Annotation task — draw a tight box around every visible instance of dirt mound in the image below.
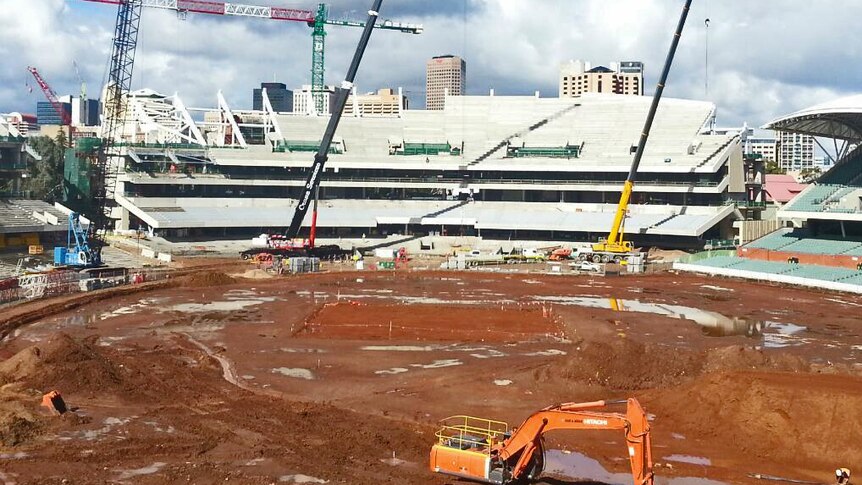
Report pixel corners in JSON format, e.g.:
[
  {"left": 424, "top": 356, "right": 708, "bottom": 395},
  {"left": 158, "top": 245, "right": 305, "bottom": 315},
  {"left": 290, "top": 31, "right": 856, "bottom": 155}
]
[
  {"left": 0, "top": 333, "right": 122, "bottom": 395},
  {"left": 646, "top": 371, "right": 862, "bottom": 470},
  {"left": 704, "top": 345, "right": 809, "bottom": 373},
  {"left": 552, "top": 339, "right": 703, "bottom": 390},
  {"left": 547, "top": 340, "right": 813, "bottom": 390},
  {"left": 182, "top": 271, "right": 237, "bottom": 288}
]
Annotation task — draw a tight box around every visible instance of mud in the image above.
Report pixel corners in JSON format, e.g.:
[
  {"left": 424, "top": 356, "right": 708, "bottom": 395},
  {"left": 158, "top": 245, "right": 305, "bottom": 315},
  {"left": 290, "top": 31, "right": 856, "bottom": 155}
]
[{"left": 0, "top": 270, "right": 860, "bottom": 484}]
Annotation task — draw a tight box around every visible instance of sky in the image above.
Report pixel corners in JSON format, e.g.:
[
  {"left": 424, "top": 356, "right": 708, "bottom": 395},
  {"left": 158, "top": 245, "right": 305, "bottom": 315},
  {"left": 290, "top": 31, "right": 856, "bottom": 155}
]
[{"left": 1, "top": 0, "right": 859, "bottom": 130}]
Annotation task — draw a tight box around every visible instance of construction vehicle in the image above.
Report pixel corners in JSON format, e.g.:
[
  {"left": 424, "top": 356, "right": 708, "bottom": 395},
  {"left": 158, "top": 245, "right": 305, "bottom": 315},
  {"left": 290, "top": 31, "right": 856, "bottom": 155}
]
[
  {"left": 586, "top": 0, "right": 693, "bottom": 265},
  {"left": 430, "top": 398, "right": 653, "bottom": 485},
  {"left": 53, "top": 212, "right": 99, "bottom": 267}
]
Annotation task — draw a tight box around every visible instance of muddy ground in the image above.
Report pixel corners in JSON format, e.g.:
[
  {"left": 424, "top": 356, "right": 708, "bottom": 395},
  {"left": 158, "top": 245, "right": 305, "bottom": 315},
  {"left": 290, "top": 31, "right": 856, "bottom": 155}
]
[{"left": 0, "top": 268, "right": 861, "bottom": 484}]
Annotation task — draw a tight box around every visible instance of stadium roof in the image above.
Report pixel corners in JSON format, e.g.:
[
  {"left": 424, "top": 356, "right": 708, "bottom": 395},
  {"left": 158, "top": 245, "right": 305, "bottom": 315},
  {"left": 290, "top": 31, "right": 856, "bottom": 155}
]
[{"left": 763, "top": 94, "right": 862, "bottom": 142}]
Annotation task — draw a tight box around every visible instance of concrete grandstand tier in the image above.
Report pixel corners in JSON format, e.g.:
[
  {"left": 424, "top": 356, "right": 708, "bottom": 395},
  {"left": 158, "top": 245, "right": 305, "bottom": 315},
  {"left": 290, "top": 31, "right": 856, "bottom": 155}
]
[
  {"left": 105, "top": 89, "right": 745, "bottom": 246},
  {"left": 116, "top": 196, "right": 733, "bottom": 239}
]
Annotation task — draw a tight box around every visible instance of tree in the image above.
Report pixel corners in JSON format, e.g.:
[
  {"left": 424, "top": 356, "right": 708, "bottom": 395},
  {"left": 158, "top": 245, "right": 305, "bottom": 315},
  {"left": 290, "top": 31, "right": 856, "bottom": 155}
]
[
  {"left": 765, "top": 160, "right": 785, "bottom": 175},
  {"left": 799, "top": 167, "right": 822, "bottom": 183},
  {"left": 24, "top": 133, "right": 66, "bottom": 202}
]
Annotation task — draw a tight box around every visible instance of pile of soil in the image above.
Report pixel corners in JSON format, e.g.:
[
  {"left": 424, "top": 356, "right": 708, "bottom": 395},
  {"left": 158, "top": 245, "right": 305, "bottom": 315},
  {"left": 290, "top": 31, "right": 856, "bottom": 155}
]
[
  {"left": 182, "top": 271, "right": 237, "bottom": 288},
  {"left": 546, "top": 339, "right": 812, "bottom": 390},
  {"left": 646, "top": 371, "right": 862, "bottom": 470},
  {"left": 0, "top": 333, "right": 122, "bottom": 395},
  {"left": 550, "top": 339, "right": 703, "bottom": 390}
]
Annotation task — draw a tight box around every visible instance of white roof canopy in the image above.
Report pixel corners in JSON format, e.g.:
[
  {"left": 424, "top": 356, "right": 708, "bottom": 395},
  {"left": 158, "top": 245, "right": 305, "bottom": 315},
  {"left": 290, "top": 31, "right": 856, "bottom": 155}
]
[{"left": 764, "top": 94, "right": 862, "bottom": 142}]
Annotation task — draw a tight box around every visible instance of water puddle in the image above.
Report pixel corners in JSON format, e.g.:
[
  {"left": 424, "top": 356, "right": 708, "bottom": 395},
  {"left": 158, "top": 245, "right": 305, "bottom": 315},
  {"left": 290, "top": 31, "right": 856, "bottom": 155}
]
[
  {"left": 166, "top": 300, "right": 267, "bottom": 312},
  {"left": 493, "top": 379, "right": 513, "bottom": 386},
  {"left": 116, "top": 462, "right": 166, "bottom": 481},
  {"left": 375, "top": 367, "right": 409, "bottom": 375},
  {"left": 279, "top": 474, "right": 328, "bottom": 483},
  {"left": 524, "top": 349, "right": 567, "bottom": 356},
  {"left": 532, "top": 296, "right": 808, "bottom": 347},
  {"left": 272, "top": 367, "right": 314, "bottom": 380},
  {"left": 362, "top": 345, "right": 438, "bottom": 352},
  {"left": 544, "top": 450, "right": 726, "bottom": 485},
  {"left": 663, "top": 454, "right": 711, "bottom": 466},
  {"left": 411, "top": 359, "right": 462, "bottom": 369}
]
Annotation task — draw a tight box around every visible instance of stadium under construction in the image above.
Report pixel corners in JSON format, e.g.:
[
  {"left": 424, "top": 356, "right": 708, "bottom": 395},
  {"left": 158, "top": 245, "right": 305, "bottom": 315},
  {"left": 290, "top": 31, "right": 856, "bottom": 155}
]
[{"left": 63, "top": 89, "right": 746, "bottom": 248}]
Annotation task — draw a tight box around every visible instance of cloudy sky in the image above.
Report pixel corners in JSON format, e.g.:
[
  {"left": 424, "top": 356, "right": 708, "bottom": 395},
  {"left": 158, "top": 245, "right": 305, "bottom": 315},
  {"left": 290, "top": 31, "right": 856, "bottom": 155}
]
[{"left": 1, "top": 0, "right": 859, "bottom": 128}]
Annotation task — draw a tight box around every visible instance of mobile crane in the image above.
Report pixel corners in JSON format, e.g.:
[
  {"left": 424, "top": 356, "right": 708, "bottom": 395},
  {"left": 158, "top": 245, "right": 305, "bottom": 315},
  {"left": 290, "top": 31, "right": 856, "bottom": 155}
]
[
  {"left": 430, "top": 398, "right": 653, "bottom": 485},
  {"left": 241, "top": 0, "right": 384, "bottom": 261},
  {"left": 583, "top": 0, "right": 693, "bottom": 265}
]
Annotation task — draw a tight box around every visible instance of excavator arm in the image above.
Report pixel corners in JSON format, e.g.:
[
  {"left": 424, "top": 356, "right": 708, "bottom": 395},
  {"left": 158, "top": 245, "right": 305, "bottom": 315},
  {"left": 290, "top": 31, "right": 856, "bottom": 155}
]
[{"left": 430, "top": 398, "right": 653, "bottom": 485}]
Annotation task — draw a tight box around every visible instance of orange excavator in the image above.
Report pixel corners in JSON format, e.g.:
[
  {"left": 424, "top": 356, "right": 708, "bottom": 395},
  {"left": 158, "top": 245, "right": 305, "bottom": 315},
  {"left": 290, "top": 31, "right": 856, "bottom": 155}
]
[{"left": 430, "top": 398, "right": 653, "bottom": 485}]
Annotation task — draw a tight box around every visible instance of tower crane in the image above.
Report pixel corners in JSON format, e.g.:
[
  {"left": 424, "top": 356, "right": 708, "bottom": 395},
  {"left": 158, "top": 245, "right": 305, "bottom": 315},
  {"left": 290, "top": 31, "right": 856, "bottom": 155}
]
[
  {"left": 26, "top": 66, "right": 72, "bottom": 129},
  {"left": 83, "top": 0, "right": 423, "bottom": 113}
]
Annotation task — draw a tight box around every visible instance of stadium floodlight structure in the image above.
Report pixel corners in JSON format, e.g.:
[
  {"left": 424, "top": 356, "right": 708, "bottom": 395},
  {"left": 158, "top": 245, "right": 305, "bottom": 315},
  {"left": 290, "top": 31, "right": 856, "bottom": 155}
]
[{"left": 83, "top": 0, "right": 423, "bottom": 114}]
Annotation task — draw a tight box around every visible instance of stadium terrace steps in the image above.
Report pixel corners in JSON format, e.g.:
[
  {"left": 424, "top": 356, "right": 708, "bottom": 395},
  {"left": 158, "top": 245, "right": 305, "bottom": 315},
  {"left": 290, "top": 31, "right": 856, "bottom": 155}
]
[
  {"left": 686, "top": 255, "right": 862, "bottom": 284},
  {"left": 746, "top": 229, "right": 862, "bottom": 255}
]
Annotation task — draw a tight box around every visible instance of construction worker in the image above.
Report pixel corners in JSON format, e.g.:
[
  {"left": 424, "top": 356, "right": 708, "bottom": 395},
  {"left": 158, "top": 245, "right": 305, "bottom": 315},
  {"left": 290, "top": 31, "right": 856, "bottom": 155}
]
[{"left": 836, "top": 468, "right": 851, "bottom": 485}]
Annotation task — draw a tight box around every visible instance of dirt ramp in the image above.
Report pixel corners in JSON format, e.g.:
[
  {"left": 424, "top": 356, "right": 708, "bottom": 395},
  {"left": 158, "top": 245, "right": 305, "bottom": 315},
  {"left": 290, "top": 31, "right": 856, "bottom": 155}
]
[
  {"left": 0, "top": 333, "right": 121, "bottom": 395},
  {"left": 647, "top": 371, "right": 862, "bottom": 470}
]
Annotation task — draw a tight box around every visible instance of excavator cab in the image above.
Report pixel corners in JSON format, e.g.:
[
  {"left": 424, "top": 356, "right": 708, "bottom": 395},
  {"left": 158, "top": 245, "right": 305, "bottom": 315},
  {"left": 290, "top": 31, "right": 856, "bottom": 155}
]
[{"left": 430, "top": 399, "right": 653, "bottom": 485}]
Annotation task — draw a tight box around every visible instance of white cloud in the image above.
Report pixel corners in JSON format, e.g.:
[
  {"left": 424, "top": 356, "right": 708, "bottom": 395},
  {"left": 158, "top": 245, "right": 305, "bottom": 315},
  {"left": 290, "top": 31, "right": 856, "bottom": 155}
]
[{"left": 2, "top": 0, "right": 860, "bottom": 128}]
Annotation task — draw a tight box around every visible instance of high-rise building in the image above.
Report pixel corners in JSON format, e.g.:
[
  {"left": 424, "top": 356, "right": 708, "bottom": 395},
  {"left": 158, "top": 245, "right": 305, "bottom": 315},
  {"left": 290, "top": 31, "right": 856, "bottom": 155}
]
[
  {"left": 746, "top": 136, "right": 779, "bottom": 163},
  {"left": 344, "top": 88, "right": 407, "bottom": 116},
  {"left": 253, "top": 82, "right": 293, "bottom": 113},
  {"left": 559, "top": 60, "right": 644, "bottom": 97},
  {"left": 778, "top": 132, "right": 815, "bottom": 170},
  {"left": 426, "top": 55, "right": 466, "bottom": 110},
  {"left": 36, "top": 100, "right": 71, "bottom": 126},
  {"left": 292, "top": 85, "right": 335, "bottom": 115}
]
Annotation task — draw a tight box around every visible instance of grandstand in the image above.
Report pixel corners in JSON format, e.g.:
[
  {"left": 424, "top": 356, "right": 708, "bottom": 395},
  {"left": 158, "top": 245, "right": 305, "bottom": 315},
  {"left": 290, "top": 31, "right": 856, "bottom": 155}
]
[
  {"left": 0, "top": 200, "right": 69, "bottom": 249},
  {"left": 675, "top": 94, "right": 862, "bottom": 292},
  {"left": 90, "top": 89, "right": 745, "bottom": 246}
]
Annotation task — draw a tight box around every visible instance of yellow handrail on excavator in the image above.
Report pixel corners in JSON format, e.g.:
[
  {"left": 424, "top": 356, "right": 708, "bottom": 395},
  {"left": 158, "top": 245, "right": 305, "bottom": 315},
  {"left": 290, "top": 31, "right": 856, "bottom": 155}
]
[{"left": 593, "top": 0, "right": 693, "bottom": 256}]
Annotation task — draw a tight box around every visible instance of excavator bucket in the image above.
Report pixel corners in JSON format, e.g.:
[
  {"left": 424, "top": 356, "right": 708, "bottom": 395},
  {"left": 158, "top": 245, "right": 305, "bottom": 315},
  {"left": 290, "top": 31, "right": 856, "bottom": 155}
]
[{"left": 41, "top": 390, "right": 67, "bottom": 415}]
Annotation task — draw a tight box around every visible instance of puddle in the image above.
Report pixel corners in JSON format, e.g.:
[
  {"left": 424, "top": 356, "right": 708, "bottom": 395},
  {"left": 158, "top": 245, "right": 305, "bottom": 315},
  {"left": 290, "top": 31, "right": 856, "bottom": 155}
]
[
  {"left": 0, "top": 452, "right": 28, "bottom": 459},
  {"left": 279, "top": 474, "right": 328, "bottom": 483},
  {"left": 166, "top": 300, "right": 267, "bottom": 312},
  {"left": 524, "top": 349, "right": 567, "bottom": 356},
  {"left": 335, "top": 293, "right": 515, "bottom": 305},
  {"left": 531, "top": 296, "right": 807, "bottom": 347},
  {"left": 116, "top": 462, "right": 166, "bottom": 481},
  {"left": 362, "top": 345, "right": 437, "bottom": 352},
  {"left": 375, "top": 367, "right": 409, "bottom": 375},
  {"left": 700, "top": 285, "right": 734, "bottom": 292},
  {"left": 544, "top": 450, "right": 725, "bottom": 485},
  {"left": 411, "top": 359, "right": 463, "bottom": 369},
  {"left": 493, "top": 379, "right": 513, "bottom": 386},
  {"left": 272, "top": 368, "right": 314, "bottom": 380},
  {"left": 671, "top": 433, "right": 686, "bottom": 440},
  {"left": 663, "top": 454, "right": 711, "bottom": 466}
]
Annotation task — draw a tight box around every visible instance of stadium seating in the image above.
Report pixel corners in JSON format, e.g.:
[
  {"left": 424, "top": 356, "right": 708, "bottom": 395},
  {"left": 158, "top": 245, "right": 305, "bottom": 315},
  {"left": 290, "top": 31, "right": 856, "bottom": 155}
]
[{"left": 745, "top": 228, "right": 800, "bottom": 250}]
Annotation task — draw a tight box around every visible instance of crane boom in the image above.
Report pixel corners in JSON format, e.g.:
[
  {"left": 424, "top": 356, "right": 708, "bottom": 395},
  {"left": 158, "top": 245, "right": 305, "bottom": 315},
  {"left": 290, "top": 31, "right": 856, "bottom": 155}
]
[
  {"left": 594, "top": 0, "right": 693, "bottom": 254},
  {"left": 26, "top": 66, "right": 71, "bottom": 126},
  {"left": 285, "top": 0, "right": 384, "bottom": 239}
]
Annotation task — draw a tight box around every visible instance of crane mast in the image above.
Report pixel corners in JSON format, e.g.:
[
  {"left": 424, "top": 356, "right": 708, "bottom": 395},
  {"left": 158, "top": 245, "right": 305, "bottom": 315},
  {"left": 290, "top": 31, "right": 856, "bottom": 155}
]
[
  {"left": 285, "top": 0, "right": 384, "bottom": 239},
  {"left": 593, "top": 0, "right": 693, "bottom": 255}
]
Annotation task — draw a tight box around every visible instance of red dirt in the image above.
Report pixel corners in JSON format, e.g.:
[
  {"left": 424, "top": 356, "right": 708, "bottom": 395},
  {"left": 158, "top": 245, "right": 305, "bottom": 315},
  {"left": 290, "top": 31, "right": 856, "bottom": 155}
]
[
  {"left": 0, "top": 269, "right": 860, "bottom": 484},
  {"left": 305, "top": 301, "right": 561, "bottom": 341}
]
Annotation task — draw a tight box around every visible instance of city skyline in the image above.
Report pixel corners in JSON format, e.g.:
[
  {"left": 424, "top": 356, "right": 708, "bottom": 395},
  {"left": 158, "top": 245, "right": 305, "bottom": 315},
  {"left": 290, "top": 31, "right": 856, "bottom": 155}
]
[{"left": 1, "top": 0, "right": 859, "bottom": 128}]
